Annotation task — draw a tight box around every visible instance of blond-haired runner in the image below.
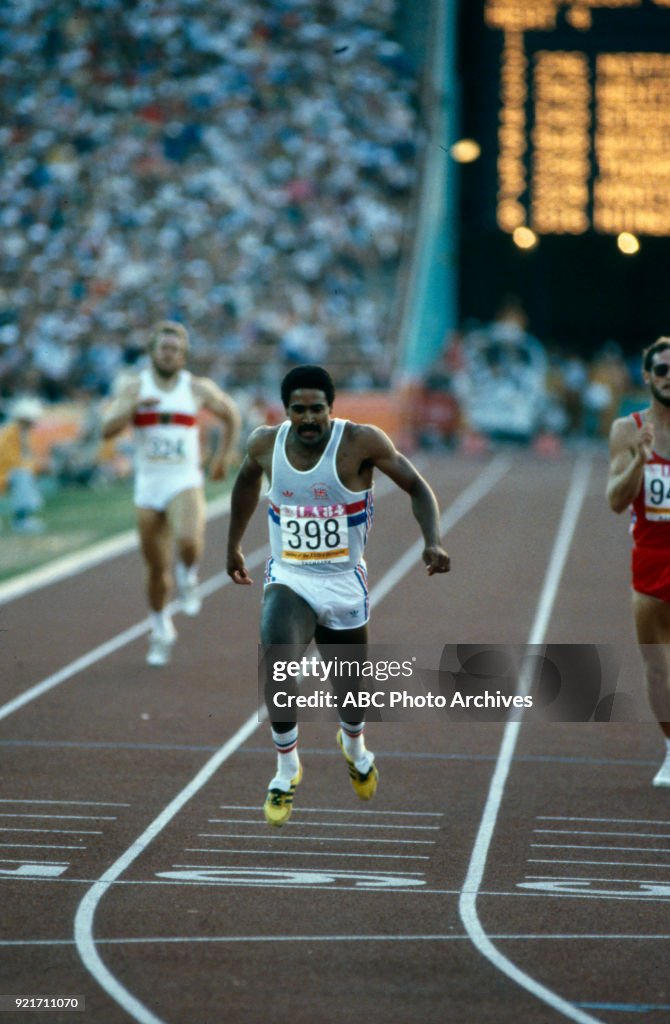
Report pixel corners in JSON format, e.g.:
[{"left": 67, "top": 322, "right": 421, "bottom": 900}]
[{"left": 103, "top": 321, "right": 241, "bottom": 666}]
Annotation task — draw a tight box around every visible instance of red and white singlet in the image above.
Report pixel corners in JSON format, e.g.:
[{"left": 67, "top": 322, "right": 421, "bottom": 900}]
[
  {"left": 629, "top": 409, "right": 670, "bottom": 601},
  {"left": 132, "top": 368, "right": 203, "bottom": 510}
]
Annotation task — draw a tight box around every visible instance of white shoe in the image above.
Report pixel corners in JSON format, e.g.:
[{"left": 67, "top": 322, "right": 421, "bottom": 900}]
[
  {"left": 652, "top": 754, "right": 670, "bottom": 787},
  {"left": 179, "top": 579, "right": 202, "bottom": 617},
  {"left": 146, "top": 624, "right": 177, "bottom": 667}
]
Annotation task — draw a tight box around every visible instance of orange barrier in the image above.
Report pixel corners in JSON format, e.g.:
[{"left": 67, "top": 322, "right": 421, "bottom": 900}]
[
  {"left": 30, "top": 406, "right": 82, "bottom": 469},
  {"left": 17, "top": 388, "right": 421, "bottom": 480}
]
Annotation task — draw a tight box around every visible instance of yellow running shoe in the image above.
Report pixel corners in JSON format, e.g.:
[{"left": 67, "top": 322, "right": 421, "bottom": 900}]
[
  {"left": 337, "top": 730, "right": 379, "bottom": 800},
  {"left": 263, "top": 764, "right": 303, "bottom": 826}
]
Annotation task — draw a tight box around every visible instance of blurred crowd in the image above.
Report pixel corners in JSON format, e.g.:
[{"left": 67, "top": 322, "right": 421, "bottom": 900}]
[
  {"left": 0, "top": 0, "right": 421, "bottom": 410},
  {"left": 416, "top": 299, "right": 642, "bottom": 450}
]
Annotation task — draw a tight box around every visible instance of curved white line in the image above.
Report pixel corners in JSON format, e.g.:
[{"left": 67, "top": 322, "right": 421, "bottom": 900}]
[
  {"left": 74, "top": 455, "right": 511, "bottom": 1023},
  {"left": 73, "top": 712, "right": 263, "bottom": 1024},
  {"left": 459, "top": 456, "right": 604, "bottom": 1024}
]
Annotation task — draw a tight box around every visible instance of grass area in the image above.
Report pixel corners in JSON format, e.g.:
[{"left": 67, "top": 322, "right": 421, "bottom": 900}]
[{"left": 0, "top": 477, "right": 230, "bottom": 584}]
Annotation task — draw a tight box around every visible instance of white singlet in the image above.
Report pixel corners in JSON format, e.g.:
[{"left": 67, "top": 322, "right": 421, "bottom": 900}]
[
  {"left": 267, "top": 419, "right": 373, "bottom": 574},
  {"left": 264, "top": 419, "right": 374, "bottom": 629},
  {"left": 132, "top": 368, "right": 203, "bottom": 510}
]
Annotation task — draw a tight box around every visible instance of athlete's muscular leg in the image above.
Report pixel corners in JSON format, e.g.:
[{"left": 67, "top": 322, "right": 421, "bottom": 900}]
[
  {"left": 167, "top": 487, "right": 205, "bottom": 568},
  {"left": 137, "top": 507, "right": 172, "bottom": 611},
  {"left": 632, "top": 590, "right": 670, "bottom": 737},
  {"left": 261, "top": 584, "right": 317, "bottom": 731},
  {"left": 315, "top": 623, "right": 369, "bottom": 728}
]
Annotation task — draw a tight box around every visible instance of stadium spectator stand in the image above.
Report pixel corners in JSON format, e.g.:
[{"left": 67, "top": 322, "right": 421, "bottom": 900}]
[{"left": 0, "top": 0, "right": 422, "bottom": 410}]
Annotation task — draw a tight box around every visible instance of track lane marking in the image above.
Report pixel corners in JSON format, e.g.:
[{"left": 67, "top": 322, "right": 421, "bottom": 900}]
[
  {"left": 540, "top": 816, "right": 670, "bottom": 826},
  {"left": 206, "top": 818, "right": 440, "bottom": 829},
  {"left": 72, "top": 454, "right": 511, "bottom": 1024},
  {"left": 0, "top": 548, "right": 268, "bottom": 723},
  {"left": 0, "top": 464, "right": 411, "bottom": 724},
  {"left": 458, "top": 456, "right": 604, "bottom": 1024},
  {"left": 531, "top": 843, "right": 670, "bottom": 853},
  {"left": 218, "top": 805, "right": 444, "bottom": 815},
  {"left": 192, "top": 834, "right": 435, "bottom": 844},
  {"left": 0, "top": 493, "right": 232, "bottom": 606},
  {"left": 180, "top": 848, "right": 430, "bottom": 860},
  {"left": 8, "top": 932, "right": 670, "bottom": 947}
]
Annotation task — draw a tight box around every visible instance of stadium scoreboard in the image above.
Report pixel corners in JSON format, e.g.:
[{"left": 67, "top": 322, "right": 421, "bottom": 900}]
[{"left": 477, "top": 0, "right": 670, "bottom": 238}]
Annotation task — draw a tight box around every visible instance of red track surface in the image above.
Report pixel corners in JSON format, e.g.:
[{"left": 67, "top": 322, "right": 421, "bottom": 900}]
[{"left": 1, "top": 446, "right": 669, "bottom": 1024}]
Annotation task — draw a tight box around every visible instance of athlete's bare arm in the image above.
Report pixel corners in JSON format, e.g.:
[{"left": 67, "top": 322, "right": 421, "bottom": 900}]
[
  {"left": 101, "top": 376, "right": 147, "bottom": 439},
  {"left": 226, "top": 426, "right": 278, "bottom": 585},
  {"left": 607, "top": 414, "right": 653, "bottom": 513},
  {"left": 350, "top": 424, "right": 450, "bottom": 576},
  {"left": 193, "top": 377, "right": 242, "bottom": 481}
]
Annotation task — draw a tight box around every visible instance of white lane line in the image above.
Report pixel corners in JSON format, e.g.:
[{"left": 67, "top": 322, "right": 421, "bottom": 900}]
[
  {"left": 0, "top": 799, "right": 130, "bottom": 806},
  {"left": 219, "top": 805, "right": 444, "bottom": 816},
  {"left": 527, "top": 873, "right": 670, "bottom": 885},
  {"left": 529, "top": 858, "right": 670, "bottom": 870},
  {"left": 0, "top": 466, "right": 409, "bottom": 724},
  {"left": 3, "top": 457, "right": 505, "bottom": 726},
  {"left": 207, "top": 818, "right": 440, "bottom": 830},
  {"left": 0, "top": 471, "right": 408, "bottom": 609},
  {"left": 531, "top": 843, "right": 670, "bottom": 854},
  {"left": 193, "top": 835, "right": 435, "bottom": 845},
  {"left": 0, "top": 843, "right": 86, "bottom": 850},
  {"left": 0, "top": 494, "right": 232, "bottom": 607},
  {"left": 0, "top": 546, "right": 268, "bottom": 724},
  {"left": 74, "top": 713, "right": 263, "bottom": 1024},
  {"left": 535, "top": 830, "right": 670, "bottom": 839},
  {"left": 539, "top": 816, "right": 670, "bottom": 826},
  {"left": 458, "top": 456, "right": 602, "bottom": 1024},
  {"left": 365, "top": 454, "right": 511, "bottom": 602},
  {"left": 0, "top": 858, "right": 69, "bottom": 865},
  {"left": 10, "top": 932, "right": 670, "bottom": 947},
  {"left": 0, "top": 813, "right": 115, "bottom": 821},
  {"left": 180, "top": 849, "right": 430, "bottom": 860},
  {"left": 0, "top": 828, "right": 102, "bottom": 835},
  {"left": 73, "top": 455, "right": 511, "bottom": 1024}
]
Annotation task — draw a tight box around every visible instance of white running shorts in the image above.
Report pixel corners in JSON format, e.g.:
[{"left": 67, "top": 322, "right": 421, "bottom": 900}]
[
  {"left": 264, "top": 557, "right": 369, "bottom": 630},
  {"left": 134, "top": 468, "right": 203, "bottom": 512}
]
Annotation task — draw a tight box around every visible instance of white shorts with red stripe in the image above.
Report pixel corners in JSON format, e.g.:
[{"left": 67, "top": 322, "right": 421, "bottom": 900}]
[{"left": 264, "top": 557, "right": 369, "bottom": 630}]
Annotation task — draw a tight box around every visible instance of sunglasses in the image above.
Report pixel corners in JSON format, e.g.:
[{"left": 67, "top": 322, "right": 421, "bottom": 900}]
[{"left": 651, "top": 362, "right": 670, "bottom": 378}]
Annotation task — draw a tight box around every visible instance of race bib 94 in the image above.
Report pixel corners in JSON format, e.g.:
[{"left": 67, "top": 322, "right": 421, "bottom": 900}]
[
  {"left": 279, "top": 504, "right": 349, "bottom": 563},
  {"left": 644, "top": 463, "right": 670, "bottom": 521}
]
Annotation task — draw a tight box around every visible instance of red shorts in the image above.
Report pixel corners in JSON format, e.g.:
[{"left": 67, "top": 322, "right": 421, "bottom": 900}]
[{"left": 632, "top": 546, "right": 670, "bottom": 603}]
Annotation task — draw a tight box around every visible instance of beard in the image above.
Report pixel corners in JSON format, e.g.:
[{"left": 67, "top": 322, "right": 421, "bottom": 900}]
[
  {"left": 650, "top": 381, "right": 670, "bottom": 407},
  {"left": 153, "top": 363, "right": 178, "bottom": 381}
]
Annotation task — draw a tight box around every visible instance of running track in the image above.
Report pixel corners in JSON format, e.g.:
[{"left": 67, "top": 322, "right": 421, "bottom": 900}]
[{"left": 1, "top": 445, "right": 669, "bottom": 1024}]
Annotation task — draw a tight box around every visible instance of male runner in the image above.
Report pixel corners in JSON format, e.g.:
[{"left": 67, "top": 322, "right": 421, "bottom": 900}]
[
  {"left": 103, "top": 320, "right": 241, "bottom": 666},
  {"left": 226, "top": 364, "right": 450, "bottom": 825},
  {"left": 607, "top": 336, "right": 670, "bottom": 786}
]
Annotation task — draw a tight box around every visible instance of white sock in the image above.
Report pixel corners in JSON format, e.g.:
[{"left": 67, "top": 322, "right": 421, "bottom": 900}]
[
  {"left": 150, "top": 610, "right": 173, "bottom": 637},
  {"left": 664, "top": 737, "right": 670, "bottom": 757},
  {"left": 176, "top": 561, "right": 198, "bottom": 588},
  {"left": 270, "top": 726, "right": 300, "bottom": 789},
  {"left": 339, "top": 722, "right": 374, "bottom": 774}
]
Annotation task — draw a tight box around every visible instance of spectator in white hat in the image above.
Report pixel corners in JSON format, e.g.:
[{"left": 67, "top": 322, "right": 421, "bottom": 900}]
[{"left": 0, "top": 395, "right": 45, "bottom": 533}]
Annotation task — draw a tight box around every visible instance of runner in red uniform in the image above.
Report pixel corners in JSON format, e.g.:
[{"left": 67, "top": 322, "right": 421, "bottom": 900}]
[{"left": 607, "top": 336, "right": 670, "bottom": 786}]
